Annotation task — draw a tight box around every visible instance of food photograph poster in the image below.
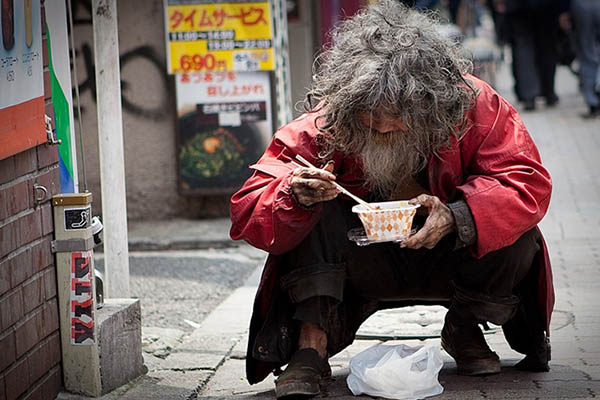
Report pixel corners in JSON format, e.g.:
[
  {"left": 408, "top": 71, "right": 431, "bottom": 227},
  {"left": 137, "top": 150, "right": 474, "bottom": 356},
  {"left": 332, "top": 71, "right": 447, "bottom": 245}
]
[
  {"left": 175, "top": 70, "right": 272, "bottom": 195},
  {"left": 0, "top": 0, "right": 45, "bottom": 160}
]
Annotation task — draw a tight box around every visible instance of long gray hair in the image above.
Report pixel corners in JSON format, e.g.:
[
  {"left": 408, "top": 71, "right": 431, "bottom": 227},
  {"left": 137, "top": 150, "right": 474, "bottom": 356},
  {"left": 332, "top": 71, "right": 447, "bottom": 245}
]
[{"left": 305, "top": 0, "right": 478, "bottom": 168}]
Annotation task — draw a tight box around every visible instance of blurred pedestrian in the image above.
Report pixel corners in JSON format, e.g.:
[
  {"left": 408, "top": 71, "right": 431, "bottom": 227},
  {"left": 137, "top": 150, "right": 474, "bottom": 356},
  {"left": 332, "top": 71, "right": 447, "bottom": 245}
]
[
  {"left": 569, "top": 0, "right": 600, "bottom": 118},
  {"left": 503, "top": 0, "right": 566, "bottom": 111},
  {"left": 488, "top": 0, "right": 510, "bottom": 47}
]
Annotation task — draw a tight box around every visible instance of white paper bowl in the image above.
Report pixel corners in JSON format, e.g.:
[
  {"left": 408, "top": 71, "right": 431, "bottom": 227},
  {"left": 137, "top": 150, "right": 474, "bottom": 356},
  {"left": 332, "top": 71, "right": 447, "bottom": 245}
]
[{"left": 352, "top": 201, "right": 420, "bottom": 242}]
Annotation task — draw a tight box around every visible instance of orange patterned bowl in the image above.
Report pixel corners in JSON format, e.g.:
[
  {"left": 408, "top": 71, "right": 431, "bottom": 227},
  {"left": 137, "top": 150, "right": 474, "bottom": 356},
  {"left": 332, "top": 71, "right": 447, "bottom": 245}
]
[{"left": 352, "top": 201, "right": 420, "bottom": 243}]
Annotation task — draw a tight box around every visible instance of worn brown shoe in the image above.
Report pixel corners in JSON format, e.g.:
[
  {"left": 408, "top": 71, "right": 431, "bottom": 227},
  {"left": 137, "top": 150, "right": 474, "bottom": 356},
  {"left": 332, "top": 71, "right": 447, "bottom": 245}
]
[
  {"left": 514, "top": 331, "right": 551, "bottom": 372},
  {"left": 274, "top": 348, "right": 331, "bottom": 398},
  {"left": 441, "top": 316, "right": 501, "bottom": 376}
]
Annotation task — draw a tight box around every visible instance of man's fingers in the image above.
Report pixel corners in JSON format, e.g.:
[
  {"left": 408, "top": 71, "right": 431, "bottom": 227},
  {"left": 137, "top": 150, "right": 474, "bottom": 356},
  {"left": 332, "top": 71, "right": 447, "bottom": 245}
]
[
  {"left": 401, "top": 224, "right": 431, "bottom": 248},
  {"left": 318, "top": 191, "right": 339, "bottom": 202},
  {"left": 292, "top": 175, "right": 339, "bottom": 206},
  {"left": 295, "top": 189, "right": 339, "bottom": 206},
  {"left": 294, "top": 166, "right": 336, "bottom": 181},
  {"left": 306, "top": 180, "right": 322, "bottom": 190},
  {"left": 323, "top": 161, "right": 335, "bottom": 173},
  {"left": 296, "top": 177, "right": 337, "bottom": 192},
  {"left": 296, "top": 186, "right": 339, "bottom": 198},
  {"left": 402, "top": 231, "right": 439, "bottom": 249},
  {"left": 401, "top": 195, "right": 453, "bottom": 249},
  {"left": 290, "top": 162, "right": 339, "bottom": 207},
  {"left": 410, "top": 193, "right": 435, "bottom": 207}
]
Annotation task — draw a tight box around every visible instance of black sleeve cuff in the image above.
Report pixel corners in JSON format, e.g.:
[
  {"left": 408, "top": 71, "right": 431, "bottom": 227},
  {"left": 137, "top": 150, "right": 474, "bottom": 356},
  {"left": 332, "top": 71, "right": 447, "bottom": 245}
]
[{"left": 447, "top": 200, "right": 477, "bottom": 249}]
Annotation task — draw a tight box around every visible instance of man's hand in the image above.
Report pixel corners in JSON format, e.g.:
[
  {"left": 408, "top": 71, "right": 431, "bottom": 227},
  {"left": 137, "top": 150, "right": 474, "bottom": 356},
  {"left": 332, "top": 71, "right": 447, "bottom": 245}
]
[
  {"left": 290, "top": 161, "right": 339, "bottom": 207},
  {"left": 400, "top": 194, "right": 455, "bottom": 249}
]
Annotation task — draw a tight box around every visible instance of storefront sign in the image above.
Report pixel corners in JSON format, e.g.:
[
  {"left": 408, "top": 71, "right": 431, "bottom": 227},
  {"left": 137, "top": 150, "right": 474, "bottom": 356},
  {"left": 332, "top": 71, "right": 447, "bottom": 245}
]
[
  {"left": 70, "top": 252, "right": 95, "bottom": 345},
  {"left": 176, "top": 70, "right": 272, "bottom": 194},
  {"left": 164, "top": 0, "right": 274, "bottom": 74},
  {"left": 0, "top": 0, "right": 45, "bottom": 160}
]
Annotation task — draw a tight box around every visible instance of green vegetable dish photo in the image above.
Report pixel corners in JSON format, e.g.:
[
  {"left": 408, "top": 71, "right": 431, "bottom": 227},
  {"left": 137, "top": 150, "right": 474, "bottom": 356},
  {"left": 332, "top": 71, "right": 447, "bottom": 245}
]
[
  {"left": 178, "top": 121, "right": 263, "bottom": 193},
  {"left": 180, "top": 128, "right": 246, "bottom": 178}
]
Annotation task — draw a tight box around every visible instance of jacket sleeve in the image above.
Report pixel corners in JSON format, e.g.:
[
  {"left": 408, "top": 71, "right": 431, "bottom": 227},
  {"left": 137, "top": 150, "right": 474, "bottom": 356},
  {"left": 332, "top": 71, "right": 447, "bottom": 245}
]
[
  {"left": 229, "top": 119, "right": 325, "bottom": 255},
  {"left": 457, "top": 90, "right": 552, "bottom": 258}
]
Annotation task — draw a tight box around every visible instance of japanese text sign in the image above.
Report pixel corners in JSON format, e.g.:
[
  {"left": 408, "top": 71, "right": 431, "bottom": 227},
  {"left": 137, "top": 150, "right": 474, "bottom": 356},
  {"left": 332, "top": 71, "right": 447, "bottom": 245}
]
[
  {"left": 175, "top": 71, "right": 272, "bottom": 195},
  {"left": 0, "top": 0, "right": 45, "bottom": 160},
  {"left": 164, "top": 0, "right": 274, "bottom": 74}
]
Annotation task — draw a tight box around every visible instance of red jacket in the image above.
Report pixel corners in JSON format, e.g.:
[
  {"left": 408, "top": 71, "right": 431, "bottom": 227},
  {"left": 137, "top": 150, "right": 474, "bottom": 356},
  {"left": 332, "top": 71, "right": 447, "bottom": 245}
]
[{"left": 230, "top": 76, "right": 554, "bottom": 384}]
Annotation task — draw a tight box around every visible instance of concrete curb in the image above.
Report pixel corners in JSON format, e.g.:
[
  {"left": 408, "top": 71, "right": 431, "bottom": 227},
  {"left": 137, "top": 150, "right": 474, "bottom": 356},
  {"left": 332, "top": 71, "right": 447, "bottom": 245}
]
[
  {"left": 57, "top": 252, "right": 262, "bottom": 400},
  {"left": 164, "top": 264, "right": 260, "bottom": 398},
  {"left": 127, "top": 238, "right": 238, "bottom": 252},
  {"left": 127, "top": 217, "right": 238, "bottom": 251},
  {"left": 179, "top": 283, "right": 256, "bottom": 398}
]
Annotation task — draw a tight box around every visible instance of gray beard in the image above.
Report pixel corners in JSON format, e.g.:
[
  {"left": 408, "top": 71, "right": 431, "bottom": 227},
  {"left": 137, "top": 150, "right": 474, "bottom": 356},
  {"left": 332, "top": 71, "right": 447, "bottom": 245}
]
[{"left": 359, "top": 132, "right": 425, "bottom": 199}]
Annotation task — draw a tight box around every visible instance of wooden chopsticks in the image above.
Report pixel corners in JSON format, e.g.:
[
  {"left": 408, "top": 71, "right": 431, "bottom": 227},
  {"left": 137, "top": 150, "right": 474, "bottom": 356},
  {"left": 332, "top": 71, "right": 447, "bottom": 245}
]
[{"left": 293, "top": 154, "right": 375, "bottom": 210}]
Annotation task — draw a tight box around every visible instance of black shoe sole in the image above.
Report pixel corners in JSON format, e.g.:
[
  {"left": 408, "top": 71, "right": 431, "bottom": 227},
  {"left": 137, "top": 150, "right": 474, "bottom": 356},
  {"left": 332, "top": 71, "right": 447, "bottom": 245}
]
[
  {"left": 442, "top": 338, "right": 501, "bottom": 376},
  {"left": 454, "top": 357, "right": 501, "bottom": 376},
  {"left": 275, "top": 380, "right": 321, "bottom": 398},
  {"left": 515, "top": 355, "right": 550, "bottom": 372}
]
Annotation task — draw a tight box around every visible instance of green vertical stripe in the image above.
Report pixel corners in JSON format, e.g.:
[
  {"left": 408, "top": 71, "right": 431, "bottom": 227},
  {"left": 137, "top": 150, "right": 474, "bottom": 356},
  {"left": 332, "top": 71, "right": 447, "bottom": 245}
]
[{"left": 46, "top": 24, "right": 74, "bottom": 177}]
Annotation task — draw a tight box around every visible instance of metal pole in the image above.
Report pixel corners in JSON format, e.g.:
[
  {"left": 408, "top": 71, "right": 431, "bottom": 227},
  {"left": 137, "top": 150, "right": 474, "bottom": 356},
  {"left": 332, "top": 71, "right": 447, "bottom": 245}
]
[
  {"left": 91, "top": 0, "right": 130, "bottom": 298},
  {"left": 272, "top": 0, "right": 293, "bottom": 127},
  {"left": 67, "top": 0, "right": 87, "bottom": 192}
]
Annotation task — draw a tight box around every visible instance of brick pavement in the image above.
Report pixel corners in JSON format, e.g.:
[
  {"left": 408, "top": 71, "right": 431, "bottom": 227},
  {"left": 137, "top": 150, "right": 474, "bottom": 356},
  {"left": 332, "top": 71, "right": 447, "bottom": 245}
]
[{"left": 198, "top": 62, "right": 600, "bottom": 399}]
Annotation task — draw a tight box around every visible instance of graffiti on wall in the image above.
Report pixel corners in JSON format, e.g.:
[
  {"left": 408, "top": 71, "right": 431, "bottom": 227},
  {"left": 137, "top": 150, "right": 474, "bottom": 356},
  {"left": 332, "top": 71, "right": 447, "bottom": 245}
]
[
  {"left": 70, "top": 0, "right": 170, "bottom": 121},
  {"left": 70, "top": 251, "right": 94, "bottom": 345}
]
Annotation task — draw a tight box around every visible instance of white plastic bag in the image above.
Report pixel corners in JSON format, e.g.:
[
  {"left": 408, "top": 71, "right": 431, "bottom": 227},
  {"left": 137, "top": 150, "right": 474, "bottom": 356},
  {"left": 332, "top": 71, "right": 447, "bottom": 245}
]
[{"left": 347, "top": 343, "right": 444, "bottom": 400}]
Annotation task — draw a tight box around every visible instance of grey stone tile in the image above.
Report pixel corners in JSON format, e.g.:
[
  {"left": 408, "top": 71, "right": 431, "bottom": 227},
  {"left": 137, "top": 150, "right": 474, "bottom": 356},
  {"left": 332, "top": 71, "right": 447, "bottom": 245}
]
[
  {"left": 201, "top": 357, "right": 275, "bottom": 398},
  {"left": 481, "top": 380, "right": 592, "bottom": 399},
  {"left": 105, "top": 370, "right": 211, "bottom": 400},
  {"left": 160, "top": 349, "right": 224, "bottom": 371},
  {"left": 160, "top": 334, "right": 240, "bottom": 371},
  {"left": 500, "top": 364, "right": 589, "bottom": 381},
  {"left": 577, "top": 365, "right": 600, "bottom": 380}
]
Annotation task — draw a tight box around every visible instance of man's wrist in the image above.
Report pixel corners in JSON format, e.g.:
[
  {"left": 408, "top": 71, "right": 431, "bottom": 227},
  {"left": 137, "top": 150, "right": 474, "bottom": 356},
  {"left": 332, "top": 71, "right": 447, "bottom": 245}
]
[{"left": 447, "top": 200, "right": 476, "bottom": 248}]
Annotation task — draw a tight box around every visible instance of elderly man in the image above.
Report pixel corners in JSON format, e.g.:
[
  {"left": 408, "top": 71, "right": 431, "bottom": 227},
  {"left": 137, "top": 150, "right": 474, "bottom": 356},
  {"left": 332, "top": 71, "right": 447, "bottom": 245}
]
[{"left": 230, "top": 1, "right": 553, "bottom": 398}]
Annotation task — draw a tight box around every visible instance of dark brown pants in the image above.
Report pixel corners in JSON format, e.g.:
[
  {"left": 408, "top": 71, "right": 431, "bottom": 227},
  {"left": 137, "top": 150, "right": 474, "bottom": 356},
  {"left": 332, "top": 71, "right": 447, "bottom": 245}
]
[{"left": 280, "top": 199, "right": 541, "bottom": 337}]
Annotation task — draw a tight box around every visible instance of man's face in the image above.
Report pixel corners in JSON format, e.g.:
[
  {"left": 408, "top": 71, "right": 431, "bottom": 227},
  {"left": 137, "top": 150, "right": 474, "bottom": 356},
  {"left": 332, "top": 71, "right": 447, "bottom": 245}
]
[
  {"left": 358, "top": 112, "right": 408, "bottom": 143},
  {"left": 355, "top": 111, "right": 418, "bottom": 198}
]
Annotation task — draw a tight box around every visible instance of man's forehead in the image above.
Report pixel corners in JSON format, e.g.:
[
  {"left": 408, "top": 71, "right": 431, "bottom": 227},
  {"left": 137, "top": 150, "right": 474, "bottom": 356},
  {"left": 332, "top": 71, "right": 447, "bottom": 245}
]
[{"left": 359, "top": 111, "right": 402, "bottom": 122}]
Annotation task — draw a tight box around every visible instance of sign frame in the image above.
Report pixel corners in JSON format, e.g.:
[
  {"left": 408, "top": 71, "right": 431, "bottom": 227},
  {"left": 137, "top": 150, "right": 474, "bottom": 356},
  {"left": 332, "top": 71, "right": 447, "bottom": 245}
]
[
  {"left": 163, "top": 0, "right": 275, "bottom": 74},
  {"left": 175, "top": 70, "right": 272, "bottom": 195},
  {"left": 0, "top": 0, "right": 46, "bottom": 160}
]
